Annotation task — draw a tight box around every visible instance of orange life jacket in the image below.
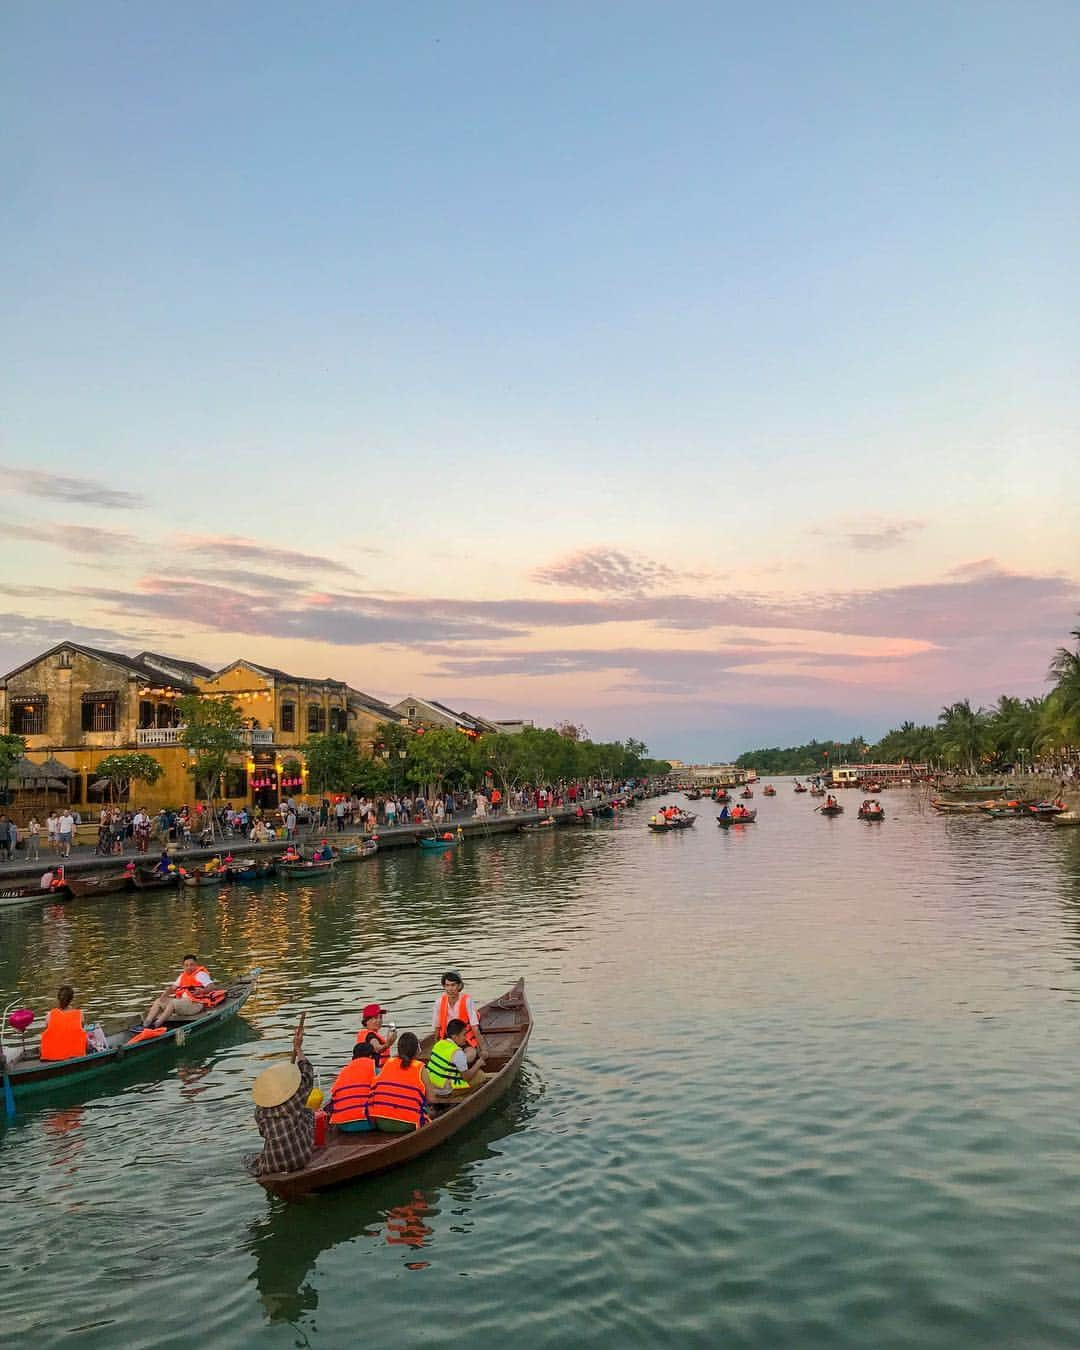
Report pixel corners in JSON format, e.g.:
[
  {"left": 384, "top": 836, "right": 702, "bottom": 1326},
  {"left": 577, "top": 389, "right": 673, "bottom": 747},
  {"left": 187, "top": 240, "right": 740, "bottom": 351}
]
[
  {"left": 39, "top": 1006, "right": 88, "bottom": 1061},
  {"left": 174, "top": 966, "right": 225, "bottom": 1008},
  {"left": 368, "top": 1056, "right": 427, "bottom": 1127},
  {"left": 329, "top": 1057, "right": 377, "bottom": 1124},
  {"left": 437, "top": 993, "right": 479, "bottom": 1047},
  {"left": 356, "top": 1026, "right": 390, "bottom": 1069}
]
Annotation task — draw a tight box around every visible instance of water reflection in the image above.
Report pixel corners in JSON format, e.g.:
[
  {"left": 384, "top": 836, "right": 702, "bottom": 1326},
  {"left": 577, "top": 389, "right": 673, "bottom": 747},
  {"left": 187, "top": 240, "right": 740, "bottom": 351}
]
[{"left": 248, "top": 1071, "right": 541, "bottom": 1325}]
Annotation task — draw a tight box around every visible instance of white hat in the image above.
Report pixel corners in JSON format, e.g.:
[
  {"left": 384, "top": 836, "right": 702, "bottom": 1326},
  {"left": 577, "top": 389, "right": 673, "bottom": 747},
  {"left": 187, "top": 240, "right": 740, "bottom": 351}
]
[{"left": 252, "top": 1061, "right": 301, "bottom": 1108}]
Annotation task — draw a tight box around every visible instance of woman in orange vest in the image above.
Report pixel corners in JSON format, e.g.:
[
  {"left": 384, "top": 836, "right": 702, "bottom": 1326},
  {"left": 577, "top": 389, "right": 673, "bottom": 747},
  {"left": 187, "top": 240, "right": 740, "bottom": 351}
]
[
  {"left": 39, "top": 985, "right": 89, "bottom": 1061},
  {"left": 329, "top": 1042, "right": 379, "bottom": 1133},
  {"left": 367, "top": 1033, "right": 435, "bottom": 1134},
  {"left": 432, "top": 971, "right": 487, "bottom": 1064}
]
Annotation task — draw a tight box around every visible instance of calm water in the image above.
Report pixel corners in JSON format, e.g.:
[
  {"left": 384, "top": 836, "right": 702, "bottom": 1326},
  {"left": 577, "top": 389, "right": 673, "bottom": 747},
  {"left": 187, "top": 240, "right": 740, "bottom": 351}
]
[{"left": 3, "top": 787, "right": 1080, "bottom": 1348}]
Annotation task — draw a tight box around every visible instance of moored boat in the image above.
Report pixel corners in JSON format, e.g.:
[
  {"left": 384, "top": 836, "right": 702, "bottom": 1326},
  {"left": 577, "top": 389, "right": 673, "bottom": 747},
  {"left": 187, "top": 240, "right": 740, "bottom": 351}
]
[
  {"left": 65, "top": 871, "right": 138, "bottom": 899},
  {"left": 1052, "top": 812, "right": 1080, "bottom": 827},
  {"left": 0, "top": 879, "right": 67, "bottom": 908},
  {"left": 254, "top": 978, "right": 532, "bottom": 1200},
  {"left": 336, "top": 839, "right": 379, "bottom": 861},
  {"left": 0, "top": 973, "right": 257, "bottom": 1098},
  {"left": 518, "top": 817, "right": 556, "bottom": 832},
  {"left": 279, "top": 858, "right": 335, "bottom": 875}
]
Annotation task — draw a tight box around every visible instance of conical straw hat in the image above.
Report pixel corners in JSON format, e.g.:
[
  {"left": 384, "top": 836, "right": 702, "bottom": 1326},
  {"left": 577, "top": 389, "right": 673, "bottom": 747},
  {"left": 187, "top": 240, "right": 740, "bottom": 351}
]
[{"left": 252, "top": 1061, "right": 301, "bottom": 1108}]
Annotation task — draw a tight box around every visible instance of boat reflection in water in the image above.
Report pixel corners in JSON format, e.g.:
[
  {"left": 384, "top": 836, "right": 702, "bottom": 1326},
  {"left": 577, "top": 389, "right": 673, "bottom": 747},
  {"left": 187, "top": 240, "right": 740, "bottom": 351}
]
[{"left": 248, "top": 1068, "right": 543, "bottom": 1324}]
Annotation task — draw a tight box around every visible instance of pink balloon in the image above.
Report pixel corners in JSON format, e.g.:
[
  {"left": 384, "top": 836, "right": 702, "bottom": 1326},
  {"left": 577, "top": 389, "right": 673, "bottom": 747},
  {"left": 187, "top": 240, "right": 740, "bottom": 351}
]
[{"left": 8, "top": 1008, "right": 34, "bottom": 1032}]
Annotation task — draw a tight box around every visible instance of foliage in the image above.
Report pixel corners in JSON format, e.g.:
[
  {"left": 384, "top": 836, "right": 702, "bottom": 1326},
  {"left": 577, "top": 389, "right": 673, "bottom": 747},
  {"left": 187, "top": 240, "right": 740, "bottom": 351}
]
[
  {"left": 734, "top": 737, "right": 870, "bottom": 776},
  {"left": 178, "top": 693, "right": 244, "bottom": 807},
  {"left": 302, "top": 734, "right": 364, "bottom": 795},
  {"left": 0, "top": 733, "right": 26, "bottom": 797},
  {"left": 94, "top": 752, "right": 164, "bottom": 803}
]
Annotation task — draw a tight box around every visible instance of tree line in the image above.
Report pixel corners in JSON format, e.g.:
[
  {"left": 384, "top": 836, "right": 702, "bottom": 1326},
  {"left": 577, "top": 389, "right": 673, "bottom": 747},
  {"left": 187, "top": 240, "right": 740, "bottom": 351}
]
[{"left": 735, "top": 622, "right": 1080, "bottom": 776}]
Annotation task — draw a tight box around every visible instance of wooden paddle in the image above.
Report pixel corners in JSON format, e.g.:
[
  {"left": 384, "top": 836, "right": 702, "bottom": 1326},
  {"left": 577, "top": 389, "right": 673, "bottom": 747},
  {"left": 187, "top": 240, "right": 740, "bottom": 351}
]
[{"left": 291, "top": 1011, "right": 306, "bottom": 1063}]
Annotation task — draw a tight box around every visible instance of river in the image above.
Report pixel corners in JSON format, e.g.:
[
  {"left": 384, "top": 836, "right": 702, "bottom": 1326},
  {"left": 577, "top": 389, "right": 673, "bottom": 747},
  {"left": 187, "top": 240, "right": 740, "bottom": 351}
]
[{"left": 2, "top": 787, "right": 1080, "bottom": 1347}]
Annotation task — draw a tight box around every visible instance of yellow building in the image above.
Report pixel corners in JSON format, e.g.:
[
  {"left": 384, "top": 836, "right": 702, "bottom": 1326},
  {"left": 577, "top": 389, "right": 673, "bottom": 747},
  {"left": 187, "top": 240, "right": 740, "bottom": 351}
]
[{"left": 0, "top": 643, "right": 403, "bottom": 818}]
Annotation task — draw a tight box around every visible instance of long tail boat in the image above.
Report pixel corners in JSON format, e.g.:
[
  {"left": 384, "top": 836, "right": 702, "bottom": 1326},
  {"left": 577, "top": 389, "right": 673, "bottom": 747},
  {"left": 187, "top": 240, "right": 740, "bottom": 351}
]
[
  {"left": 255, "top": 979, "right": 532, "bottom": 1201},
  {"left": 0, "top": 972, "right": 257, "bottom": 1098}
]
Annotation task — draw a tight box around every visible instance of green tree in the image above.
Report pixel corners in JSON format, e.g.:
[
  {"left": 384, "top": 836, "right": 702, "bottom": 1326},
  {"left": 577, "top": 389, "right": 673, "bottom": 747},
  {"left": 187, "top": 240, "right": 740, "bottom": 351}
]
[
  {"left": 94, "top": 752, "right": 164, "bottom": 804},
  {"left": 0, "top": 733, "right": 26, "bottom": 805},
  {"left": 302, "top": 733, "right": 364, "bottom": 795},
  {"left": 937, "top": 700, "right": 990, "bottom": 774},
  {"left": 409, "top": 728, "right": 471, "bottom": 797},
  {"left": 178, "top": 693, "right": 243, "bottom": 829}
]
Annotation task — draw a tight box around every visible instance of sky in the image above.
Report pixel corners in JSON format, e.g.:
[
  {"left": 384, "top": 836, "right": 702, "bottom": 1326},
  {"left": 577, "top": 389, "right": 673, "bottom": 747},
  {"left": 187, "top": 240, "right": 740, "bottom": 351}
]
[{"left": 1, "top": 1, "right": 1077, "bottom": 761}]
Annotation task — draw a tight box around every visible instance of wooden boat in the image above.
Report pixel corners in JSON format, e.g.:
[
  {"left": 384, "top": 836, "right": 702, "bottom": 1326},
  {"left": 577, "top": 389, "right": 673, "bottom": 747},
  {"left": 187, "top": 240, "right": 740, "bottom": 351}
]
[
  {"left": 336, "top": 839, "right": 379, "bottom": 861},
  {"left": 857, "top": 807, "right": 885, "bottom": 821},
  {"left": 279, "top": 858, "right": 335, "bottom": 875},
  {"left": 648, "top": 813, "right": 696, "bottom": 831},
  {"left": 182, "top": 869, "right": 226, "bottom": 888},
  {"left": 685, "top": 790, "right": 702, "bottom": 801},
  {"left": 518, "top": 817, "right": 556, "bottom": 832},
  {"left": 740, "top": 788, "right": 754, "bottom": 799},
  {"left": 1052, "top": 812, "right": 1080, "bottom": 827},
  {"left": 819, "top": 804, "right": 844, "bottom": 817},
  {"left": 130, "top": 868, "right": 180, "bottom": 891},
  {"left": 0, "top": 973, "right": 257, "bottom": 1098},
  {"left": 762, "top": 786, "right": 776, "bottom": 797},
  {"left": 717, "top": 810, "right": 756, "bottom": 826},
  {"left": 793, "top": 782, "right": 808, "bottom": 793},
  {"left": 809, "top": 787, "right": 826, "bottom": 797},
  {"left": 0, "top": 880, "right": 67, "bottom": 908},
  {"left": 65, "top": 870, "right": 137, "bottom": 899},
  {"left": 930, "top": 799, "right": 987, "bottom": 815},
  {"left": 593, "top": 804, "right": 616, "bottom": 819},
  {"left": 226, "top": 859, "right": 277, "bottom": 881},
  {"left": 255, "top": 979, "right": 532, "bottom": 1200},
  {"left": 419, "top": 835, "right": 459, "bottom": 850}
]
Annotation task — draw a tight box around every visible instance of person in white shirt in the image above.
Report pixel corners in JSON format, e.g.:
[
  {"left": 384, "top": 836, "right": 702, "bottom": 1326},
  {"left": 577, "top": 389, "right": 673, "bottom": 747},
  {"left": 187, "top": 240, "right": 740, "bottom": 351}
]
[
  {"left": 431, "top": 971, "right": 488, "bottom": 1064},
  {"left": 142, "top": 955, "right": 219, "bottom": 1026},
  {"left": 57, "top": 811, "right": 75, "bottom": 857},
  {"left": 46, "top": 813, "right": 58, "bottom": 854}
]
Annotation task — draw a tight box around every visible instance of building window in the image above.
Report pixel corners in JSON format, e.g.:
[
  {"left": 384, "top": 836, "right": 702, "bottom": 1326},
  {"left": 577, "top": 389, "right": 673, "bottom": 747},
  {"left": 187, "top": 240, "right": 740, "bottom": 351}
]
[
  {"left": 82, "top": 695, "right": 118, "bottom": 733},
  {"left": 68, "top": 774, "right": 83, "bottom": 805},
  {"left": 307, "top": 705, "right": 326, "bottom": 734},
  {"left": 56, "top": 650, "right": 72, "bottom": 669},
  {"left": 224, "top": 767, "right": 248, "bottom": 800},
  {"left": 280, "top": 702, "right": 296, "bottom": 733},
  {"left": 139, "top": 700, "right": 155, "bottom": 729},
  {"left": 329, "top": 707, "right": 348, "bottom": 733},
  {"left": 10, "top": 698, "right": 47, "bottom": 736}
]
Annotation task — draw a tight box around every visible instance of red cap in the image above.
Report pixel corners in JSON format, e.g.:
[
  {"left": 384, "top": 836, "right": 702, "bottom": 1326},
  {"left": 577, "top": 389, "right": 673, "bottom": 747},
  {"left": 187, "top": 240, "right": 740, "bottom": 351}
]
[{"left": 362, "top": 1003, "right": 387, "bottom": 1020}]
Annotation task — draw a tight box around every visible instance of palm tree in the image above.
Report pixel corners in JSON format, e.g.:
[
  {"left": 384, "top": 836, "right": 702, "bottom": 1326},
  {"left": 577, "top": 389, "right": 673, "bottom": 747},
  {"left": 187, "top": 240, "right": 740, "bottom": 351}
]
[
  {"left": 1047, "top": 622, "right": 1080, "bottom": 741},
  {"left": 937, "top": 700, "right": 990, "bottom": 774}
]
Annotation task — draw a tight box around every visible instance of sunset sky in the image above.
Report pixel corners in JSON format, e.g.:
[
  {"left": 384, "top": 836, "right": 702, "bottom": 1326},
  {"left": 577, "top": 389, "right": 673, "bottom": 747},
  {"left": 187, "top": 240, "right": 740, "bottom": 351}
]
[{"left": 2, "top": 3, "right": 1077, "bottom": 759}]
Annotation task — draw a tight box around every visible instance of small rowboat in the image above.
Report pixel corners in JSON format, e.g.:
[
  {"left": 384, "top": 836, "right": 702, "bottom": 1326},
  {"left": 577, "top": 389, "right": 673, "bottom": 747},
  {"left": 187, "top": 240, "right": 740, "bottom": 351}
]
[
  {"left": 857, "top": 808, "right": 885, "bottom": 821},
  {"left": 0, "top": 973, "right": 257, "bottom": 1098},
  {"left": 65, "top": 871, "right": 137, "bottom": 899},
  {"left": 419, "top": 835, "right": 459, "bottom": 850},
  {"left": 819, "top": 805, "right": 844, "bottom": 817},
  {"left": 1052, "top": 812, "right": 1080, "bottom": 827},
  {"left": 648, "top": 813, "right": 696, "bottom": 831},
  {"left": 685, "top": 790, "right": 702, "bottom": 801},
  {"left": 717, "top": 810, "right": 756, "bottom": 826},
  {"left": 130, "top": 869, "right": 180, "bottom": 891},
  {"left": 336, "top": 839, "right": 379, "bottom": 861},
  {"left": 182, "top": 870, "right": 225, "bottom": 889},
  {"left": 255, "top": 979, "right": 532, "bottom": 1200},
  {"left": 227, "top": 860, "right": 277, "bottom": 882},
  {"left": 809, "top": 787, "right": 826, "bottom": 797},
  {"left": 740, "top": 789, "right": 754, "bottom": 799},
  {"left": 0, "top": 880, "right": 67, "bottom": 908},
  {"left": 518, "top": 818, "right": 556, "bottom": 832},
  {"left": 279, "top": 859, "right": 334, "bottom": 876},
  {"left": 762, "top": 786, "right": 776, "bottom": 797},
  {"left": 793, "top": 783, "right": 808, "bottom": 793}
]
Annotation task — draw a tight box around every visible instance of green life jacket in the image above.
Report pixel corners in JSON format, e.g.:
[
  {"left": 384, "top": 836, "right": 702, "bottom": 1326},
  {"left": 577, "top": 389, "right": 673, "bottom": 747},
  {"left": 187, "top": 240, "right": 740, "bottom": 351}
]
[{"left": 427, "top": 1037, "right": 467, "bottom": 1089}]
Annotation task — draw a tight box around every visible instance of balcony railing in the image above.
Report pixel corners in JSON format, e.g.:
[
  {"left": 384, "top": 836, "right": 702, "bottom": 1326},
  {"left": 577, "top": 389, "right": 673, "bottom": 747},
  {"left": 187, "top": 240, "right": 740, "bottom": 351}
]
[{"left": 136, "top": 726, "right": 275, "bottom": 748}]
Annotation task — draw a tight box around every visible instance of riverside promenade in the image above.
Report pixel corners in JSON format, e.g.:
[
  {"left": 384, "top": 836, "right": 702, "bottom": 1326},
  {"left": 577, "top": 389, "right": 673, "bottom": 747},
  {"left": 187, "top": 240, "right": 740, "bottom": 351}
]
[{"left": 0, "top": 796, "right": 631, "bottom": 886}]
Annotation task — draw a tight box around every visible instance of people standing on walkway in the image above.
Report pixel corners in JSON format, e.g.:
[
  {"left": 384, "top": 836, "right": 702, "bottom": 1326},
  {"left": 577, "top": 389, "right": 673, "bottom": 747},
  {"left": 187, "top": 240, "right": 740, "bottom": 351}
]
[
  {"left": 285, "top": 808, "right": 297, "bottom": 841},
  {"left": 57, "top": 808, "right": 74, "bottom": 858},
  {"left": 27, "top": 816, "right": 40, "bottom": 861},
  {"left": 0, "top": 816, "right": 10, "bottom": 861},
  {"left": 334, "top": 799, "right": 346, "bottom": 832}
]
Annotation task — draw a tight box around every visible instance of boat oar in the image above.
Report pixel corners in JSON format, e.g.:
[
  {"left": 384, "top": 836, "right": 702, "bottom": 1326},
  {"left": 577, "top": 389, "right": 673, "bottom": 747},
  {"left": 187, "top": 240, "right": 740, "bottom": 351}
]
[
  {"left": 2, "top": 1064, "right": 14, "bottom": 1119},
  {"left": 291, "top": 1011, "right": 305, "bottom": 1063}
]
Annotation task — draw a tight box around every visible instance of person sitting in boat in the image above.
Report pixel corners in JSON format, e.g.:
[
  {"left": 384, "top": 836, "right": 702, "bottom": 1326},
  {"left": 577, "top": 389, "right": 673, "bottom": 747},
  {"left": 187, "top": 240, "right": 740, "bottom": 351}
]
[
  {"left": 432, "top": 971, "right": 487, "bottom": 1064},
  {"left": 367, "top": 1032, "right": 436, "bottom": 1135},
  {"left": 356, "top": 1002, "right": 396, "bottom": 1068},
  {"left": 718, "top": 804, "right": 730, "bottom": 820},
  {"left": 39, "top": 985, "right": 89, "bottom": 1061},
  {"left": 328, "top": 1042, "right": 379, "bottom": 1133},
  {"left": 153, "top": 850, "right": 173, "bottom": 877},
  {"left": 142, "top": 955, "right": 223, "bottom": 1027},
  {"left": 247, "top": 1022, "right": 316, "bottom": 1175},
  {"left": 281, "top": 843, "right": 303, "bottom": 863},
  {"left": 426, "top": 1018, "right": 488, "bottom": 1098},
  {"left": 312, "top": 840, "right": 334, "bottom": 863},
  {"left": 826, "top": 795, "right": 838, "bottom": 809}
]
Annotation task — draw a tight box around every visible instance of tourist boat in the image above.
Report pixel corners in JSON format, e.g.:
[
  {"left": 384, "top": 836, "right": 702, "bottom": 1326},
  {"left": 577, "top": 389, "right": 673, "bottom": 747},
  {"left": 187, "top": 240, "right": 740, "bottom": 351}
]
[
  {"left": 336, "top": 840, "right": 379, "bottom": 861},
  {"left": 809, "top": 787, "right": 826, "bottom": 797},
  {"left": 1052, "top": 812, "right": 1080, "bottom": 827},
  {"left": 0, "top": 880, "right": 67, "bottom": 909},
  {"left": 181, "top": 869, "right": 226, "bottom": 889},
  {"left": 793, "top": 782, "right": 807, "bottom": 793},
  {"left": 714, "top": 790, "right": 731, "bottom": 803},
  {"left": 518, "top": 817, "right": 556, "bottom": 832},
  {"left": 857, "top": 806, "right": 885, "bottom": 821},
  {"left": 685, "top": 790, "right": 702, "bottom": 801},
  {"left": 762, "top": 786, "right": 776, "bottom": 797},
  {"left": 279, "top": 858, "right": 335, "bottom": 875},
  {"left": 254, "top": 979, "right": 532, "bottom": 1201},
  {"left": 65, "top": 871, "right": 138, "bottom": 899},
  {"left": 648, "top": 812, "right": 696, "bottom": 831},
  {"left": 741, "top": 788, "right": 754, "bottom": 799},
  {"left": 0, "top": 973, "right": 258, "bottom": 1098},
  {"left": 861, "top": 782, "right": 884, "bottom": 794},
  {"left": 819, "top": 804, "right": 844, "bottom": 817},
  {"left": 717, "top": 810, "right": 756, "bottom": 827}
]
